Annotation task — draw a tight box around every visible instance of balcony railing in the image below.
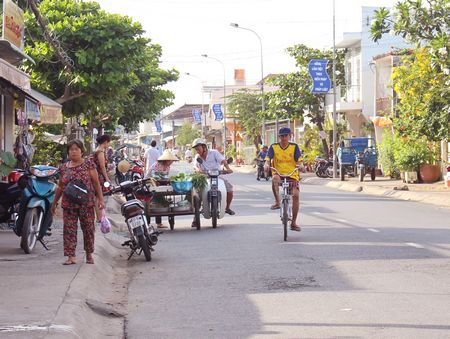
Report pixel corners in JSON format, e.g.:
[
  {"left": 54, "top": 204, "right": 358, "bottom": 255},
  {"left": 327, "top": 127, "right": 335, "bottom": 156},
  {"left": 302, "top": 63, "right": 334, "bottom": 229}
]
[{"left": 339, "top": 85, "right": 361, "bottom": 103}]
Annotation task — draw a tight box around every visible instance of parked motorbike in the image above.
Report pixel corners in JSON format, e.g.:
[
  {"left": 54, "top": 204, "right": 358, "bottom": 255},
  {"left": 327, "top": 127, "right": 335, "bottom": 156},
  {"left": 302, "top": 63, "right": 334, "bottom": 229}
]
[
  {"left": 196, "top": 157, "right": 232, "bottom": 228},
  {"left": 106, "top": 178, "right": 160, "bottom": 261},
  {"left": 15, "top": 165, "right": 58, "bottom": 254},
  {"left": 115, "top": 159, "right": 144, "bottom": 184},
  {"left": 0, "top": 169, "right": 25, "bottom": 227},
  {"left": 314, "top": 156, "right": 333, "bottom": 178}
]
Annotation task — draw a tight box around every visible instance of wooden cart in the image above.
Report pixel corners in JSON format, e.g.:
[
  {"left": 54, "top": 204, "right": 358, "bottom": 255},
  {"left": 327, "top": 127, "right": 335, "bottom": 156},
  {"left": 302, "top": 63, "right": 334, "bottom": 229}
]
[{"left": 146, "top": 184, "right": 202, "bottom": 230}]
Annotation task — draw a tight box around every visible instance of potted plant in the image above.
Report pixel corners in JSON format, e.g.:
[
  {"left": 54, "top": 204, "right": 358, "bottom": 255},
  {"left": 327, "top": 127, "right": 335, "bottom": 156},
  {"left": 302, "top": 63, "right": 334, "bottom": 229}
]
[
  {"left": 0, "top": 150, "right": 16, "bottom": 179},
  {"left": 394, "top": 137, "right": 434, "bottom": 183}
]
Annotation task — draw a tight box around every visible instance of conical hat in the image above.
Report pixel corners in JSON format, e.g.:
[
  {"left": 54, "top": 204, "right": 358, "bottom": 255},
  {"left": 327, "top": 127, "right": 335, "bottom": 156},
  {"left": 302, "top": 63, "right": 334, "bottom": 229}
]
[
  {"left": 117, "top": 160, "right": 130, "bottom": 173},
  {"left": 158, "top": 149, "right": 179, "bottom": 161}
]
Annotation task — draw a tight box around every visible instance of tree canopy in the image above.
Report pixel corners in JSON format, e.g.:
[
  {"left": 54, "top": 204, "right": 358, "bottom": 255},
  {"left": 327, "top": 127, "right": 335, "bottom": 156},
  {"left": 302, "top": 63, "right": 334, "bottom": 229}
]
[
  {"left": 23, "top": 0, "right": 178, "bottom": 131},
  {"left": 266, "top": 44, "right": 345, "bottom": 153},
  {"left": 371, "top": 0, "right": 449, "bottom": 140}
]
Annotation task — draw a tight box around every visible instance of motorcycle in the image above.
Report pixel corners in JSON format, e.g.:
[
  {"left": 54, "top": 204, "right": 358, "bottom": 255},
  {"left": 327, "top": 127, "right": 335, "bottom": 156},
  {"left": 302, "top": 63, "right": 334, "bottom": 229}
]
[
  {"left": 256, "top": 158, "right": 271, "bottom": 181},
  {"left": 105, "top": 178, "right": 160, "bottom": 261},
  {"left": 196, "top": 157, "right": 232, "bottom": 228},
  {"left": 0, "top": 169, "right": 25, "bottom": 227},
  {"left": 15, "top": 165, "right": 59, "bottom": 254},
  {"left": 314, "top": 156, "right": 333, "bottom": 178},
  {"left": 115, "top": 159, "right": 144, "bottom": 184}
]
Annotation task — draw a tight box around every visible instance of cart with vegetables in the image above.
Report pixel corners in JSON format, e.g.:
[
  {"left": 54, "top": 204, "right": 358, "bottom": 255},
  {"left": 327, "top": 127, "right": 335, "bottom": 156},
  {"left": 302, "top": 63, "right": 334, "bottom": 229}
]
[{"left": 145, "top": 172, "right": 208, "bottom": 230}]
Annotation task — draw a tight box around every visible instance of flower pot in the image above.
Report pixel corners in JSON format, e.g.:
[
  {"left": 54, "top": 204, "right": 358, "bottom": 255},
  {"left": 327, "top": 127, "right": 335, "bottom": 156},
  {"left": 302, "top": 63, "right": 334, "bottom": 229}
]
[{"left": 419, "top": 164, "right": 441, "bottom": 183}]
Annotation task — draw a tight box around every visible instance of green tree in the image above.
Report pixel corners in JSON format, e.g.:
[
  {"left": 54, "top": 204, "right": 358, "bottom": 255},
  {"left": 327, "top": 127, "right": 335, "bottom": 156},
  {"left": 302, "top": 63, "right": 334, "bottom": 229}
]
[
  {"left": 175, "top": 122, "right": 201, "bottom": 147},
  {"left": 266, "top": 44, "right": 345, "bottom": 154},
  {"left": 23, "top": 0, "right": 178, "bottom": 132},
  {"left": 227, "top": 89, "right": 263, "bottom": 148},
  {"left": 371, "top": 0, "right": 450, "bottom": 140}
]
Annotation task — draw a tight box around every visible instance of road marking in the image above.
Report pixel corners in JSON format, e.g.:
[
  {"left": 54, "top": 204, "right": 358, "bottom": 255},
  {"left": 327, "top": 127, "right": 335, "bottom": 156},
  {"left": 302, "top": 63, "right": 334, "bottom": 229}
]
[
  {"left": 367, "top": 228, "right": 380, "bottom": 233},
  {"left": 406, "top": 242, "right": 425, "bottom": 249},
  {"left": 336, "top": 218, "right": 348, "bottom": 223}
]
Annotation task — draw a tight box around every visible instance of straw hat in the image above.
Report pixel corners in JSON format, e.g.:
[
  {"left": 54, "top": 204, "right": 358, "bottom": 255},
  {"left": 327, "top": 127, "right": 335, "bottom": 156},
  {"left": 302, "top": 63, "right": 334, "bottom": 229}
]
[
  {"left": 117, "top": 159, "right": 130, "bottom": 173},
  {"left": 158, "top": 149, "right": 179, "bottom": 161}
]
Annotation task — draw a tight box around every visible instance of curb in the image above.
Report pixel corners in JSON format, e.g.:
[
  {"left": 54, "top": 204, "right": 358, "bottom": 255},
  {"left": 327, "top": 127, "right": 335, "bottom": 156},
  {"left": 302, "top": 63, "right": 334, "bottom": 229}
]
[
  {"left": 318, "top": 179, "right": 450, "bottom": 209},
  {"left": 46, "top": 233, "right": 128, "bottom": 338}
]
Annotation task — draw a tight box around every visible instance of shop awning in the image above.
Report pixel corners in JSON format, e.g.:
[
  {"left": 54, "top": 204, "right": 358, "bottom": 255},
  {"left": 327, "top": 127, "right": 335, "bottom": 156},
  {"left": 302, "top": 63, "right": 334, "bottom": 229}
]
[
  {"left": 26, "top": 89, "right": 63, "bottom": 124},
  {"left": 0, "top": 57, "right": 30, "bottom": 90}
]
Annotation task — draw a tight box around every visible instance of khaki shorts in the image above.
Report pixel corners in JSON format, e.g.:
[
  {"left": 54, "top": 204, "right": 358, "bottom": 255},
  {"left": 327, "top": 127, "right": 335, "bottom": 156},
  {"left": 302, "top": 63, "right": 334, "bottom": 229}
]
[{"left": 220, "top": 176, "right": 233, "bottom": 192}]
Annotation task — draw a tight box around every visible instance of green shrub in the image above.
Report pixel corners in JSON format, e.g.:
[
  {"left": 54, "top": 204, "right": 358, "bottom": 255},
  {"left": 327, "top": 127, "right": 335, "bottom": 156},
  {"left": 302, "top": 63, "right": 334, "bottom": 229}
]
[{"left": 378, "top": 130, "right": 400, "bottom": 178}]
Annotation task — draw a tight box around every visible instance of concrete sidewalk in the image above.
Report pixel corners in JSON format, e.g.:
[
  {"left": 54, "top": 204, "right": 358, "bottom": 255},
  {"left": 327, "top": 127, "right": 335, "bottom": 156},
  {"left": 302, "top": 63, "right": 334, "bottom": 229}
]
[
  {"left": 0, "top": 210, "right": 129, "bottom": 338},
  {"left": 231, "top": 164, "right": 450, "bottom": 209}
]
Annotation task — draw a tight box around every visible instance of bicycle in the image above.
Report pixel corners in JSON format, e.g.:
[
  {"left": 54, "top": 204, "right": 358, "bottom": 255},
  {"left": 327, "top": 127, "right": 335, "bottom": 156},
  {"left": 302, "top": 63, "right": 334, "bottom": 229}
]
[{"left": 270, "top": 167, "right": 299, "bottom": 241}]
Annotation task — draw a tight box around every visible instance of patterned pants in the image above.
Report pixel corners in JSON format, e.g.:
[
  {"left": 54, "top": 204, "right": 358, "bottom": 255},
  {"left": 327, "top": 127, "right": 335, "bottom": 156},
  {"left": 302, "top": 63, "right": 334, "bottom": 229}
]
[{"left": 63, "top": 206, "right": 95, "bottom": 257}]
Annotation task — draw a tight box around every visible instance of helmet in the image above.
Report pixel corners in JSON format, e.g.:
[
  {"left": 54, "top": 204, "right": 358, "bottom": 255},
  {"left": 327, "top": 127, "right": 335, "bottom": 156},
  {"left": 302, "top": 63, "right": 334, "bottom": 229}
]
[
  {"left": 192, "top": 138, "right": 207, "bottom": 148},
  {"left": 278, "top": 127, "right": 291, "bottom": 136},
  {"left": 117, "top": 160, "right": 130, "bottom": 173}
]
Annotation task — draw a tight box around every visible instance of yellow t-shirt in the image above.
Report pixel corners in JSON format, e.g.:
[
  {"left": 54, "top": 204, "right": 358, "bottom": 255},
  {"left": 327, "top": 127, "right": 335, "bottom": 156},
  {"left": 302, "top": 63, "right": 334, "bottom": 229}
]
[{"left": 265, "top": 142, "right": 302, "bottom": 180}]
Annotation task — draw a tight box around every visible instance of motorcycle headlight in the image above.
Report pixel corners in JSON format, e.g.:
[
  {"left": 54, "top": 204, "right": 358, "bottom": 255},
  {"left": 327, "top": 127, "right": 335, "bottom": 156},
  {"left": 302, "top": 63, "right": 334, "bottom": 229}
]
[
  {"left": 30, "top": 167, "right": 57, "bottom": 178},
  {"left": 208, "top": 169, "right": 220, "bottom": 176}
]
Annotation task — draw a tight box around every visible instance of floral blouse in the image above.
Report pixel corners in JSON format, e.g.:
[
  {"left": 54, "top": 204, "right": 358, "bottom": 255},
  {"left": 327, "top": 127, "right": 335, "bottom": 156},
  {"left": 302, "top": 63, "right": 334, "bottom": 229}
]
[{"left": 58, "top": 160, "right": 96, "bottom": 208}]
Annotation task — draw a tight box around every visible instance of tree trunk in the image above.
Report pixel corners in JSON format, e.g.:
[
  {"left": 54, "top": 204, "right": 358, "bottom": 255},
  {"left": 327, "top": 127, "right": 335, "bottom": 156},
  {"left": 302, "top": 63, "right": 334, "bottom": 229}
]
[{"left": 316, "top": 119, "right": 329, "bottom": 156}]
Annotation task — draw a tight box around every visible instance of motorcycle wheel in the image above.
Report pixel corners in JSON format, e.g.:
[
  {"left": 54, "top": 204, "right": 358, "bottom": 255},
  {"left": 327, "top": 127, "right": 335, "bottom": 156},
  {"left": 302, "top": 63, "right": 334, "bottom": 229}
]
[
  {"left": 20, "top": 208, "right": 42, "bottom": 254},
  {"left": 359, "top": 167, "right": 365, "bottom": 182},
  {"left": 211, "top": 196, "right": 218, "bottom": 229},
  {"left": 371, "top": 168, "right": 376, "bottom": 181},
  {"left": 340, "top": 166, "right": 345, "bottom": 181},
  {"left": 132, "top": 173, "right": 141, "bottom": 181},
  {"left": 138, "top": 234, "right": 151, "bottom": 261},
  {"left": 282, "top": 199, "right": 289, "bottom": 241}
]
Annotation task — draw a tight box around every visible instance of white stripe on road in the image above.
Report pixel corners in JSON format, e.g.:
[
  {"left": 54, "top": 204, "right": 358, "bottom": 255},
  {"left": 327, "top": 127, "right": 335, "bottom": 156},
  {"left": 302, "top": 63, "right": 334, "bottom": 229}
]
[
  {"left": 367, "top": 228, "right": 380, "bottom": 233},
  {"left": 406, "top": 242, "right": 425, "bottom": 249}
]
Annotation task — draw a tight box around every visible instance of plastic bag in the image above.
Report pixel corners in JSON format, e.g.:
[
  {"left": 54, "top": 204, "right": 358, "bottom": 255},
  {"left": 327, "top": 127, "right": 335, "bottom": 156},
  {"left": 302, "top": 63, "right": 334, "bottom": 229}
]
[{"left": 100, "top": 209, "right": 111, "bottom": 234}]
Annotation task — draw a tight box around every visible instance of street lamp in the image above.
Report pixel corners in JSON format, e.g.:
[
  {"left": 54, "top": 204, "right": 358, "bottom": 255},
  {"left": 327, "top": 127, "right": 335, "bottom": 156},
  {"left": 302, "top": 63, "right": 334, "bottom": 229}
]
[
  {"left": 230, "top": 22, "right": 265, "bottom": 144},
  {"left": 201, "top": 54, "right": 227, "bottom": 154},
  {"left": 185, "top": 72, "right": 206, "bottom": 138}
]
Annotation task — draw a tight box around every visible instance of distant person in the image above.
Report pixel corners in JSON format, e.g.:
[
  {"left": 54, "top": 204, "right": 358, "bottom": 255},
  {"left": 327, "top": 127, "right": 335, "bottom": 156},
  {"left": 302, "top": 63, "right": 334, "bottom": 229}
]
[
  {"left": 185, "top": 148, "right": 193, "bottom": 163},
  {"left": 144, "top": 140, "right": 159, "bottom": 177}
]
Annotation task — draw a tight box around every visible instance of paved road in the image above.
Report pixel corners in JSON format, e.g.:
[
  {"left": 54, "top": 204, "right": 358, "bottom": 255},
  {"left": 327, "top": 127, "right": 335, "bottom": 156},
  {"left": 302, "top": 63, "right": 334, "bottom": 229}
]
[{"left": 125, "top": 169, "right": 450, "bottom": 338}]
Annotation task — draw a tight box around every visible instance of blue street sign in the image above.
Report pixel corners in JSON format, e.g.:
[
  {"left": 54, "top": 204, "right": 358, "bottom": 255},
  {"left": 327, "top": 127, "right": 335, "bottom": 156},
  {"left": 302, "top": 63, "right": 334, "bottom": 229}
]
[
  {"left": 308, "top": 59, "right": 331, "bottom": 94},
  {"left": 212, "top": 104, "right": 223, "bottom": 121},
  {"left": 192, "top": 109, "right": 202, "bottom": 123},
  {"left": 155, "top": 119, "right": 162, "bottom": 132}
]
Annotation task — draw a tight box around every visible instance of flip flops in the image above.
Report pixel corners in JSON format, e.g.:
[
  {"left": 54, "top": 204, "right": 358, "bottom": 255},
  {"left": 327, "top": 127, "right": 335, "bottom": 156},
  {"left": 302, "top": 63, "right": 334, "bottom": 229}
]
[
  {"left": 270, "top": 204, "right": 280, "bottom": 210},
  {"left": 225, "top": 209, "right": 235, "bottom": 215},
  {"left": 290, "top": 225, "right": 301, "bottom": 232},
  {"left": 62, "top": 257, "right": 77, "bottom": 265}
]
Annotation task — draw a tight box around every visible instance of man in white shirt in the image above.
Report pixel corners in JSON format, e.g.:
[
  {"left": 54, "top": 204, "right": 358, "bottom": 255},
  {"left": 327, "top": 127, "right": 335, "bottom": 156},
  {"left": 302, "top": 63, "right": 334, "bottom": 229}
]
[
  {"left": 144, "top": 140, "right": 160, "bottom": 177},
  {"left": 192, "top": 138, "right": 235, "bottom": 215}
]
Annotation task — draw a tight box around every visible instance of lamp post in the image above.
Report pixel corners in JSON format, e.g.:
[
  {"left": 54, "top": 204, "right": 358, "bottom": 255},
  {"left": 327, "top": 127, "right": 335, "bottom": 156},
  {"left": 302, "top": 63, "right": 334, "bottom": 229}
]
[
  {"left": 332, "top": 0, "right": 338, "bottom": 178},
  {"left": 201, "top": 54, "right": 226, "bottom": 154},
  {"left": 230, "top": 23, "right": 265, "bottom": 144},
  {"left": 185, "top": 72, "right": 206, "bottom": 138}
]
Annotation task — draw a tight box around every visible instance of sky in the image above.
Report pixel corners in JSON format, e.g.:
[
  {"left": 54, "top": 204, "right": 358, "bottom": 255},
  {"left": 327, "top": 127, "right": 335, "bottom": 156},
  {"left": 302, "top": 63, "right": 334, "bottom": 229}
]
[{"left": 95, "top": 0, "right": 398, "bottom": 114}]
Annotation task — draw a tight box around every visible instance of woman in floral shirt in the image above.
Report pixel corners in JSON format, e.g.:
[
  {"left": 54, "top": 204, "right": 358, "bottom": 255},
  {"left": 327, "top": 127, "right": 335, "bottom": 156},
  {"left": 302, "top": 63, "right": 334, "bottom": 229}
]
[{"left": 51, "top": 139, "right": 104, "bottom": 265}]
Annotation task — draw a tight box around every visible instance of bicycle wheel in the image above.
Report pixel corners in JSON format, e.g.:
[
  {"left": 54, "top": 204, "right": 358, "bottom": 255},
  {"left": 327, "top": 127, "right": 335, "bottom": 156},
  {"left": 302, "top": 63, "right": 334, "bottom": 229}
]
[{"left": 282, "top": 199, "right": 289, "bottom": 241}]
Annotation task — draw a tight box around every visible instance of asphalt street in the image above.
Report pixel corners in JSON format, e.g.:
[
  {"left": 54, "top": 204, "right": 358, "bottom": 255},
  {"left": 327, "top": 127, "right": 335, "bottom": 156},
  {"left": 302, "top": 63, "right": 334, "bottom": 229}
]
[{"left": 125, "top": 169, "right": 450, "bottom": 338}]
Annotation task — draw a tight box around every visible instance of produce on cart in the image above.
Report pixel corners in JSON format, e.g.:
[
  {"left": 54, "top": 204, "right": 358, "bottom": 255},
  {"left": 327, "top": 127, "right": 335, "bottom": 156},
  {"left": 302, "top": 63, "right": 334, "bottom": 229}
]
[{"left": 145, "top": 172, "right": 207, "bottom": 230}]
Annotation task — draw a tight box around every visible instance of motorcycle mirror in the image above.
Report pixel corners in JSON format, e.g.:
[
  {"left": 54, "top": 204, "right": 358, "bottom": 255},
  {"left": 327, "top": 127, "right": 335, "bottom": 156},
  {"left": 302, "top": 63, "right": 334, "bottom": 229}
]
[
  {"left": 196, "top": 157, "right": 203, "bottom": 164},
  {"left": 103, "top": 181, "right": 111, "bottom": 189},
  {"left": 226, "top": 157, "right": 233, "bottom": 164}
]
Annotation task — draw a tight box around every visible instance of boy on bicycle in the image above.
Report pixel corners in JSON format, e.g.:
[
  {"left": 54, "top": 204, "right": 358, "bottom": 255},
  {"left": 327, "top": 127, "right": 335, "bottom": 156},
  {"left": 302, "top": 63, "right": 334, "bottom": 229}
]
[{"left": 264, "top": 127, "right": 302, "bottom": 231}]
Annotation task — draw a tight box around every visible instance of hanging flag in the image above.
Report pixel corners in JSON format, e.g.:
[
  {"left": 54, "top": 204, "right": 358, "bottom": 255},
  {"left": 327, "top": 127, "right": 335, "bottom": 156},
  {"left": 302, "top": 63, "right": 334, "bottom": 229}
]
[
  {"left": 212, "top": 104, "right": 223, "bottom": 121},
  {"left": 155, "top": 119, "right": 162, "bottom": 132},
  {"left": 192, "top": 109, "right": 202, "bottom": 123}
]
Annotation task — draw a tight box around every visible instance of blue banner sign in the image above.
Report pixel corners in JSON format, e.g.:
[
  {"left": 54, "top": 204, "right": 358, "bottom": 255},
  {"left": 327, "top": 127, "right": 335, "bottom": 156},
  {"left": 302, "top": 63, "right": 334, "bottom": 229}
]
[
  {"left": 192, "top": 109, "right": 202, "bottom": 123},
  {"left": 155, "top": 119, "right": 162, "bottom": 132},
  {"left": 212, "top": 104, "right": 223, "bottom": 121},
  {"left": 308, "top": 59, "right": 331, "bottom": 94}
]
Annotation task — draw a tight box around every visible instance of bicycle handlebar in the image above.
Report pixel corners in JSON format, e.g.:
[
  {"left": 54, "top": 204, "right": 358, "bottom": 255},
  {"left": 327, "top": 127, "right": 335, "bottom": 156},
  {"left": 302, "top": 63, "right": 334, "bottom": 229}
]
[{"left": 269, "top": 167, "right": 299, "bottom": 178}]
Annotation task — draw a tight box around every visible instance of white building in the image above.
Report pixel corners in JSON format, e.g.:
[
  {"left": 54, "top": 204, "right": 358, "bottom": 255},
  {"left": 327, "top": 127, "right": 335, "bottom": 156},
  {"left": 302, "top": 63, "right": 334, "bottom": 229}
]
[{"left": 325, "top": 6, "right": 410, "bottom": 137}]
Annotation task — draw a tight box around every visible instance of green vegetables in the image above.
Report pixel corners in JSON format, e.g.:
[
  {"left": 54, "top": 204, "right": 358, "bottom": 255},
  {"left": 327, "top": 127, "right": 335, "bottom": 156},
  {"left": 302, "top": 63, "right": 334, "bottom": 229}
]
[{"left": 170, "top": 172, "right": 208, "bottom": 191}]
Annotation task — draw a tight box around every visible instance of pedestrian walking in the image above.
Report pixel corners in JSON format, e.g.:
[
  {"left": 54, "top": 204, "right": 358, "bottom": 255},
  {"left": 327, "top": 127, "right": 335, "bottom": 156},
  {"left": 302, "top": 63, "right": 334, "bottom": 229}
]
[
  {"left": 91, "top": 134, "right": 112, "bottom": 224},
  {"left": 144, "top": 140, "right": 159, "bottom": 177},
  {"left": 51, "top": 139, "right": 104, "bottom": 265}
]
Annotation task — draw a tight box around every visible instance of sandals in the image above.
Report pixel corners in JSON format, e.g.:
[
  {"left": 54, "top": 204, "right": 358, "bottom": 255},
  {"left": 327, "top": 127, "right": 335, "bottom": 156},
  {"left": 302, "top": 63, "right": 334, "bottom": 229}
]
[
  {"left": 225, "top": 209, "right": 235, "bottom": 215},
  {"left": 62, "top": 257, "right": 77, "bottom": 265},
  {"left": 86, "top": 254, "right": 94, "bottom": 264},
  {"left": 270, "top": 204, "right": 280, "bottom": 210},
  {"left": 290, "top": 225, "right": 301, "bottom": 232}
]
